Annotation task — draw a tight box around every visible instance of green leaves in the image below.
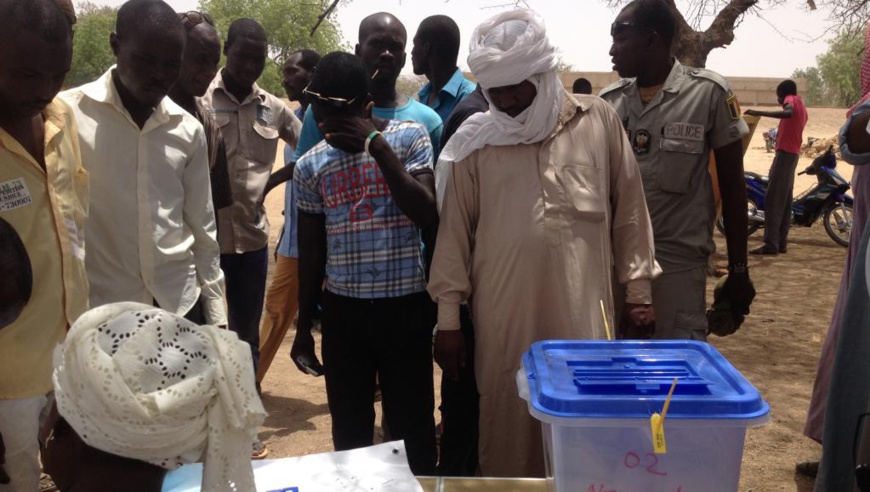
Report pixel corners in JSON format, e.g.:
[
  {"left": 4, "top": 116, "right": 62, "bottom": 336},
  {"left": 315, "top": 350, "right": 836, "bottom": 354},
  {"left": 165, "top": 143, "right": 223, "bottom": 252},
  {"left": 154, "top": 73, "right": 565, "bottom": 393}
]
[
  {"left": 67, "top": 2, "right": 117, "bottom": 88},
  {"left": 793, "top": 31, "right": 863, "bottom": 108},
  {"left": 199, "top": 0, "right": 349, "bottom": 95},
  {"left": 64, "top": 1, "right": 347, "bottom": 96}
]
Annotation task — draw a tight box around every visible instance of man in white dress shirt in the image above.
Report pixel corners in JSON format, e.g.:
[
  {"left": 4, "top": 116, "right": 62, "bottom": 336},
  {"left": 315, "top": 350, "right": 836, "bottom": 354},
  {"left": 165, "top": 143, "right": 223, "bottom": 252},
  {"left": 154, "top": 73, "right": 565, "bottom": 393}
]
[{"left": 61, "top": 0, "right": 226, "bottom": 326}]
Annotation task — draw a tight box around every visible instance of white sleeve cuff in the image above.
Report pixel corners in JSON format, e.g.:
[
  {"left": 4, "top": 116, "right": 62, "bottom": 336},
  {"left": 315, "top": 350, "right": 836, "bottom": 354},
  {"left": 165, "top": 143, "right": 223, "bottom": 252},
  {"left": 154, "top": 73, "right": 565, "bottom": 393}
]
[{"left": 202, "top": 295, "right": 228, "bottom": 326}]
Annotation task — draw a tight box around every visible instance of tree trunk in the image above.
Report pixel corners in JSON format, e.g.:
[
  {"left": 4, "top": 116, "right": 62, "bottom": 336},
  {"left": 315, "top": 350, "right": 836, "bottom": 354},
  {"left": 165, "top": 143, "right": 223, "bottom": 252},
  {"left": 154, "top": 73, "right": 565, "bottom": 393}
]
[{"left": 663, "top": 0, "right": 759, "bottom": 68}]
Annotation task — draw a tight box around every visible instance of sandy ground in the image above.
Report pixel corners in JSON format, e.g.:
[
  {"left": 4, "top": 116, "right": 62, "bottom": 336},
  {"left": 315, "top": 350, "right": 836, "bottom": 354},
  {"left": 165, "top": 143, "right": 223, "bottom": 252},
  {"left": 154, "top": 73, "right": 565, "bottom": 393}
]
[{"left": 256, "top": 107, "right": 856, "bottom": 490}]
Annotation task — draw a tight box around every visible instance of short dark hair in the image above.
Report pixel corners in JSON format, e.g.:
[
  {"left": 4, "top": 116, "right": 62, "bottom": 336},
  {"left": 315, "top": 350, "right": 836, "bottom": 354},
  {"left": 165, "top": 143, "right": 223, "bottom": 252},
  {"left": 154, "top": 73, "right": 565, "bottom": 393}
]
[
  {"left": 416, "top": 15, "right": 461, "bottom": 64},
  {"left": 0, "top": 0, "right": 72, "bottom": 43},
  {"left": 359, "top": 12, "right": 406, "bottom": 44},
  {"left": 572, "top": 77, "right": 592, "bottom": 95},
  {"left": 624, "top": 0, "right": 676, "bottom": 46},
  {"left": 226, "top": 18, "right": 267, "bottom": 48},
  {"left": 307, "top": 51, "right": 369, "bottom": 105},
  {"left": 116, "top": 0, "right": 181, "bottom": 38},
  {"left": 286, "top": 49, "right": 321, "bottom": 72},
  {"left": 777, "top": 79, "right": 798, "bottom": 97}
]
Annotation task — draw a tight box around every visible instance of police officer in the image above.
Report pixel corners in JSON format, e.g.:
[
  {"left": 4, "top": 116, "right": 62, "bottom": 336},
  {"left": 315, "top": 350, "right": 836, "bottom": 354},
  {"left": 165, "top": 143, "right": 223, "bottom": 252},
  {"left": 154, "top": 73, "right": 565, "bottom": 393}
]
[{"left": 600, "top": 0, "right": 755, "bottom": 340}]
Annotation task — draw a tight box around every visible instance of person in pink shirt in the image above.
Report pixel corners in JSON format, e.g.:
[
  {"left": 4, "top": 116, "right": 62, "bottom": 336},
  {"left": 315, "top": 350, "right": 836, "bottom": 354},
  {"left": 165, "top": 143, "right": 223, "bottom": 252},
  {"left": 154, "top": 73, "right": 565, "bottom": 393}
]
[{"left": 745, "top": 79, "right": 808, "bottom": 255}]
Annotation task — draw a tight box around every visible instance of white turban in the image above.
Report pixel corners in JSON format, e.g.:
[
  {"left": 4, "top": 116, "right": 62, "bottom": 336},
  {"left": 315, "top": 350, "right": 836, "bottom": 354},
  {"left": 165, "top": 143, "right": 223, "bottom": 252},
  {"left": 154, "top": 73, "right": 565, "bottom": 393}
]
[
  {"left": 438, "top": 9, "right": 564, "bottom": 169},
  {"left": 53, "top": 302, "right": 266, "bottom": 492}
]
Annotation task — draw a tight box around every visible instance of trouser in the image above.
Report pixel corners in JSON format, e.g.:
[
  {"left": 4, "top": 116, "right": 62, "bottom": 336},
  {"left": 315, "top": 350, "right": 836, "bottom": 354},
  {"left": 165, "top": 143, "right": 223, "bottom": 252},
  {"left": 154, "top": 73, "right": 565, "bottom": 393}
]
[
  {"left": 651, "top": 266, "right": 708, "bottom": 340},
  {"left": 221, "top": 246, "right": 269, "bottom": 373},
  {"left": 763, "top": 150, "right": 800, "bottom": 252},
  {"left": 437, "top": 305, "right": 479, "bottom": 477},
  {"left": 321, "top": 290, "right": 437, "bottom": 475},
  {"left": 0, "top": 395, "right": 48, "bottom": 492},
  {"left": 257, "top": 255, "right": 299, "bottom": 383}
]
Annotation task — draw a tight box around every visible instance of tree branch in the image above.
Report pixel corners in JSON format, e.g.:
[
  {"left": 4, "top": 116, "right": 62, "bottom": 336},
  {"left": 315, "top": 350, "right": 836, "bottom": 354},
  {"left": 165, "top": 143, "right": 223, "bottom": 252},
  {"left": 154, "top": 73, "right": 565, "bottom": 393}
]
[
  {"left": 701, "top": 0, "right": 758, "bottom": 51},
  {"left": 310, "top": 0, "right": 340, "bottom": 37}
]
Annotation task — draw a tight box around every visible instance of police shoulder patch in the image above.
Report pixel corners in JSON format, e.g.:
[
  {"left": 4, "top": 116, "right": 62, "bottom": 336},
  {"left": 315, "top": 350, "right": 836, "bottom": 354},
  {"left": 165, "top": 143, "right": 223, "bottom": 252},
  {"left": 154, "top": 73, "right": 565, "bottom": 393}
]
[{"left": 726, "top": 92, "right": 741, "bottom": 120}]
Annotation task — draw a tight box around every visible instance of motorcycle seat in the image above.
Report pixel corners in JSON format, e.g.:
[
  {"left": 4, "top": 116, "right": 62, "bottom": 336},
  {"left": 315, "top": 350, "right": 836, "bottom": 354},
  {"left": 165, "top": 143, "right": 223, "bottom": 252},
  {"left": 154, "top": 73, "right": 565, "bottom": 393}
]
[{"left": 745, "top": 172, "right": 769, "bottom": 185}]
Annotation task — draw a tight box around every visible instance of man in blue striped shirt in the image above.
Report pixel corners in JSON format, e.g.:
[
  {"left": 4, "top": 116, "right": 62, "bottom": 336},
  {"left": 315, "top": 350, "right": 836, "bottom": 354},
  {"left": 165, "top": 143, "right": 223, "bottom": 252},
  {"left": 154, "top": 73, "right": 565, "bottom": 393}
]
[
  {"left": 412, "top": 15, "right": 477, "bottom": 124},
  {"left": 291, "top": 51, "right": 438, "bottom": 475}
]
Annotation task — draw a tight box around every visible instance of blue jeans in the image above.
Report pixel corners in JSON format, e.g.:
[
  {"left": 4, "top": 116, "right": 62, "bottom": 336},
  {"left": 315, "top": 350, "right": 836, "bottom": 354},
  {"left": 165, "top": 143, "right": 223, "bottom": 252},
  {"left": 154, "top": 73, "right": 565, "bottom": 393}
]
[{"left": 221, "top": 246, "right": 269, "bottom": 373}]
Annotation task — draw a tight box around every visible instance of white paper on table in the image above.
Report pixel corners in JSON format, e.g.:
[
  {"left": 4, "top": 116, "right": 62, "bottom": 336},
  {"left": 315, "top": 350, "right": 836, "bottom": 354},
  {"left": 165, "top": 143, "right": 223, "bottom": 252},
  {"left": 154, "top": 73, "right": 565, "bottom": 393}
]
[{"left": 161, "top": 441, "right": 424, "bottom": 492}]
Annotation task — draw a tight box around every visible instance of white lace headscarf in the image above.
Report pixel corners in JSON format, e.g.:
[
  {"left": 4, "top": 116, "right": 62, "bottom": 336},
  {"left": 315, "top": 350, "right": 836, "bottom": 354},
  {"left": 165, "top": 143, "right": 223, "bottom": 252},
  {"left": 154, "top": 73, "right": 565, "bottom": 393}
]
[
  {"left": 436, "top": 9, "right": 564, "bottom": 210},
  {"left": 53, "top": 302, "right": 266, "bottom": 492}
]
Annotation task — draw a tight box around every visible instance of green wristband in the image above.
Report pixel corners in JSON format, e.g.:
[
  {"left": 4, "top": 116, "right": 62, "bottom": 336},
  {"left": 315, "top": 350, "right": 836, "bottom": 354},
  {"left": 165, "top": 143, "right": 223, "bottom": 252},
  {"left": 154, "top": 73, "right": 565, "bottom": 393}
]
[{"left": 364, "top": 130, "right": 382, "bottom": 155}]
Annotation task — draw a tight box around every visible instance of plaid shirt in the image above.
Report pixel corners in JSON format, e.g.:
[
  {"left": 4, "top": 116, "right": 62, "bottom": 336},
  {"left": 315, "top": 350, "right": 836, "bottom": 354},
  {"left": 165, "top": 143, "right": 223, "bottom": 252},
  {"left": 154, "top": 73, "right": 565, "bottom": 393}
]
[{"left": 294, "top": 120, "right": 434, "bottom": 299}]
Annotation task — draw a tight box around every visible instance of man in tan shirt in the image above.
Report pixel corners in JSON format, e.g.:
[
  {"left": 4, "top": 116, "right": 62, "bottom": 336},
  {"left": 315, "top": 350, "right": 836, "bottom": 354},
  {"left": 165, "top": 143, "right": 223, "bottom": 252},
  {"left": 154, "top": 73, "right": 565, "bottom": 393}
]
[
  {"left": 428, "top": 10, "right": 660, "bottom": 478},
  {"left": 201, "top": 19, "right": 300, "bottom": 401}
]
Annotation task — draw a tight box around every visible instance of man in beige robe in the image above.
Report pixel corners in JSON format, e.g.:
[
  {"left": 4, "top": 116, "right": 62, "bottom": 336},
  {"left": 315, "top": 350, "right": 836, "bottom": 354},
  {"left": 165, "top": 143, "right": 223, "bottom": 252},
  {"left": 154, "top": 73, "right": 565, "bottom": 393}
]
[{"left": 428, "top": 9, "right": 661, "bottom": 478}]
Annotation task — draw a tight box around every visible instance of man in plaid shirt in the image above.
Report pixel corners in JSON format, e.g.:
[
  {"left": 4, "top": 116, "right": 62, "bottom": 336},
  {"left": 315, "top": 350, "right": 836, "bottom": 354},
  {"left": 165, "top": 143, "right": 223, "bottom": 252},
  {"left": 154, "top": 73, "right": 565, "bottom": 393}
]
[{"left": 291, "top": 52, "right": 438, "bottom": 475}]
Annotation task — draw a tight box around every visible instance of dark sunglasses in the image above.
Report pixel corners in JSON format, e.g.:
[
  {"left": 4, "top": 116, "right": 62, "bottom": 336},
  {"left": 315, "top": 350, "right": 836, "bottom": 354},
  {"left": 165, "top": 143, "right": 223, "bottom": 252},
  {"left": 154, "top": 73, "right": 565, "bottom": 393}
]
[
  {"left": 178, "top": 11, "right": 215, "bottom": 30},
  {"left": 303, "top": 84, "right": 361, "bottom": 109}
]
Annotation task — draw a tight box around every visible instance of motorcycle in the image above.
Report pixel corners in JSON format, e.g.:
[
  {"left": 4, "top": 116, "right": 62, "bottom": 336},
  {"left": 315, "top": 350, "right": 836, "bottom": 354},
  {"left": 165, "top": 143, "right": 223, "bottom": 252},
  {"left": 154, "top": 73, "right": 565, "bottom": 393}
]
[
  {"left": 717, "top": 146, "right": 854, "bottom": 247},
  {"left": 763, "top": 127, "right": 778, "bottom": 153}
]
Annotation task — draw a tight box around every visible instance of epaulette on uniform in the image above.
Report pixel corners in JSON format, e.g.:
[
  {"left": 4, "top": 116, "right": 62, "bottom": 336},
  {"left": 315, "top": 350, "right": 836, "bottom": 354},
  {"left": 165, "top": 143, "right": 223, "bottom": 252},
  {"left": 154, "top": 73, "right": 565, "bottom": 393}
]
[
  {"left": 599, "top": 78, "right": 633, "bottom": 97},
  {"left": 688, "top": 66, "right": 741, "bottom": 120},
  {"left": 686, "top": 67, "right": 731, "bottom": 94}
]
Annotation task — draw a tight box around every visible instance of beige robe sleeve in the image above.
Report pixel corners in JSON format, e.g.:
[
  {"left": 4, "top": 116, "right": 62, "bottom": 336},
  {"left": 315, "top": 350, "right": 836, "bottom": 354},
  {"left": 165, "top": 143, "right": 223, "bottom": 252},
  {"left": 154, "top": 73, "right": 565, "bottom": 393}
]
[
  {"left": 603, "top": 103, "right": 661, "bottom": 304},
  {"left": 427, "top": 156, "right": 479, "bottom": 331}
]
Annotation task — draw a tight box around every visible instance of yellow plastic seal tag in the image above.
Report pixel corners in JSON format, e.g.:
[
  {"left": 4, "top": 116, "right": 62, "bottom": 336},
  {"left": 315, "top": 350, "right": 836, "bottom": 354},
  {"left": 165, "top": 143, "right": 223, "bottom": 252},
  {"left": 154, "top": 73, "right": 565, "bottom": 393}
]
[
  {"left": 651, "top": 377, "right": 679, "bottom": 454},
  {"left": 599, "top": 300, "right": 612, "bottom": 341}
]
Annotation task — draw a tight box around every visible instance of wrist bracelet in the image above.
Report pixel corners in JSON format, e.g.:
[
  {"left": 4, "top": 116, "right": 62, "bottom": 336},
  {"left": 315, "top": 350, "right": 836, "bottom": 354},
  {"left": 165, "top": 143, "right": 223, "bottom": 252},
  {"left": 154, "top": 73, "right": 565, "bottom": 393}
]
[
  {"left": 728, "top": 262, "right": 749, "bottom": 274},
  {"left": 364, "top": 130, "right": 382, "bottom": 156}
]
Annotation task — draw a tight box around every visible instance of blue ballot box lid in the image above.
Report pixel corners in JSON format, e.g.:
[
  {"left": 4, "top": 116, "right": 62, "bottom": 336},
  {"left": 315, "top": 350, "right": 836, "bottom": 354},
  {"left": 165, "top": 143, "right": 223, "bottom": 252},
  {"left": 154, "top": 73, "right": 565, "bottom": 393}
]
[{"left": 521, "top": 340, "right": 770, "bottom": 420}]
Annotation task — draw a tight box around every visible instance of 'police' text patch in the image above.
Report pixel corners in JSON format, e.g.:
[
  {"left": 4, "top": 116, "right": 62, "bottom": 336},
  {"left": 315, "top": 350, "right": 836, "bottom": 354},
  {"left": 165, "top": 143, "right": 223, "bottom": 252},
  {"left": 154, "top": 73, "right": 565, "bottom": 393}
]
[{"left": 663, "top": 122, "right": 704, "bottom": 141}]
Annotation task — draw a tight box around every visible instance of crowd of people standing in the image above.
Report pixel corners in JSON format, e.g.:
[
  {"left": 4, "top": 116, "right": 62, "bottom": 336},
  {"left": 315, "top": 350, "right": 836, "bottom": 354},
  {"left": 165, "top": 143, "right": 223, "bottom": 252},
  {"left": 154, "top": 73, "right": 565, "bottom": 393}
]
[{"left": 0, "top": 0, "right": 868, "bottom": 490}]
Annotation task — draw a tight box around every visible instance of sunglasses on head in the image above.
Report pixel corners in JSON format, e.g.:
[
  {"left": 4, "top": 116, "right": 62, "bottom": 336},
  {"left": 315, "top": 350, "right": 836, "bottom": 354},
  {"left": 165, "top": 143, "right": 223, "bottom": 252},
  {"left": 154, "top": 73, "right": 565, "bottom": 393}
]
[
  {"left": 303, "top": 84, "right": 361, "bottom": 109},
  {"left": 178, "top": 11, "right": 215, "bottom": 30},
  {"left": 610, "top": 20, "right": 648, "bottom": 36}
]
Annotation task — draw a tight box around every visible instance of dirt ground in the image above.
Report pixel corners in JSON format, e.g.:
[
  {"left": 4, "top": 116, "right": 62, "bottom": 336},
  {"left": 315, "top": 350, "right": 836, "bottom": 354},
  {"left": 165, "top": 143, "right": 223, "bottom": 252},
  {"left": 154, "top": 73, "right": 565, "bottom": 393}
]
[{"left": 257, "top": 107, "right": 856, "bottom": 491}]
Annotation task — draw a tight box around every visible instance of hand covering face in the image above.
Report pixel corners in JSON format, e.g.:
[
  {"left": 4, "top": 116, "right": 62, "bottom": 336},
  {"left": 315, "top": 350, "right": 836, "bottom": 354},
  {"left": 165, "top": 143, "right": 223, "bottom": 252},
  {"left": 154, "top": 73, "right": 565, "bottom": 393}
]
[{"left": 53, "top": 302, "right": 266, "bottom": 492}]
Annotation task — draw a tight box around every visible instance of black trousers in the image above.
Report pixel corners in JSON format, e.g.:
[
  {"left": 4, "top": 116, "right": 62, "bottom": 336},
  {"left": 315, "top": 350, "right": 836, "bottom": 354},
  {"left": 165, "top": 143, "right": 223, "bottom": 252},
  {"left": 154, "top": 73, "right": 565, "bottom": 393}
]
[
  {"left": 763, "top": 150, "right": 800, "bottom": 251},
  {"left": 220, "top": 246, "right": 269, "bottom": 373},
  {"left": 437, "top": 305, "right": 479, "bottom": 476},
  {"left": 321, "top": 290, "right": 437, "bottom": 475}
]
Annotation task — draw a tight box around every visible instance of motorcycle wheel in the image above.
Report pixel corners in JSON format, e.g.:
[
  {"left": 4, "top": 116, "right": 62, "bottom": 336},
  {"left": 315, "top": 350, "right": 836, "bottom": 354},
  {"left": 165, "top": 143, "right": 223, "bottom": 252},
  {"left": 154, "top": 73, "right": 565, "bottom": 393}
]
[
  {"left": 823, "top": 201, "right": 853, "bottom": 247},
  {"left": 716, "top": 198, "right": 761, "bottom": 236}
]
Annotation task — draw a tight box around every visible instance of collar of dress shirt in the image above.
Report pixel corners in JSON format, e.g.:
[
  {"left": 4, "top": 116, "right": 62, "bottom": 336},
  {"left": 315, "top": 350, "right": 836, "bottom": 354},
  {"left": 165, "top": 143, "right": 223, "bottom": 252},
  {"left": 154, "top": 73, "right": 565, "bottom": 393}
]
[
  {"left": 80, "top": 66, "right": 181, "bottom": 128},
  {"left": 211, "top": 69, "right": 267, "bottom": 106},
  {"left": 418, "top": 68, "right": 467, "bottom": 102},
  {"left": 0, "top": 99, "right": 69, "bottom": 171}
]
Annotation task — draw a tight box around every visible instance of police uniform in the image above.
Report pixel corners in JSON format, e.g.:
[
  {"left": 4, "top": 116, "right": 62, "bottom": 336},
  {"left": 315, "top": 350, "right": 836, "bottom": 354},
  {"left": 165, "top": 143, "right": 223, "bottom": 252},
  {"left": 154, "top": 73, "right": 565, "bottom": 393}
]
[{"left": 600, "top": 59, "right": 748, "bottom": 340}]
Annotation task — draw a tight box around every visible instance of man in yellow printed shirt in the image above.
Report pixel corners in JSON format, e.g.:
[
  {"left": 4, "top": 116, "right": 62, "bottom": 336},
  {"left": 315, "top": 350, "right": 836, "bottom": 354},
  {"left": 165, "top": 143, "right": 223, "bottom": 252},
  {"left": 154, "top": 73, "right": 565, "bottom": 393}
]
[{"left": 0, "top": 1, "right": 88, "bottom": 491}]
